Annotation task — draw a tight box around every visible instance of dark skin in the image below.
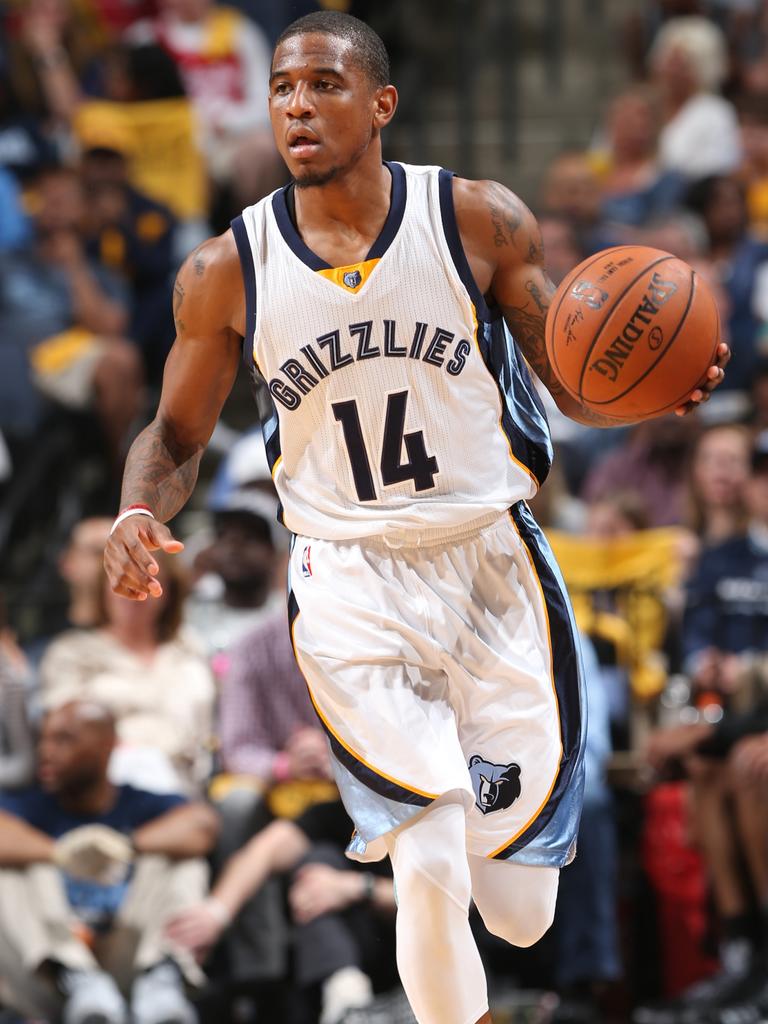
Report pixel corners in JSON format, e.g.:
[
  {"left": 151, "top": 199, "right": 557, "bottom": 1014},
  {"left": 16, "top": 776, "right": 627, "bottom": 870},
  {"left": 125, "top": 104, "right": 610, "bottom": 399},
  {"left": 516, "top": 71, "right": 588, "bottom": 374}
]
[{"left": 104, "top": 28, "right": 729, "bottom": 610}]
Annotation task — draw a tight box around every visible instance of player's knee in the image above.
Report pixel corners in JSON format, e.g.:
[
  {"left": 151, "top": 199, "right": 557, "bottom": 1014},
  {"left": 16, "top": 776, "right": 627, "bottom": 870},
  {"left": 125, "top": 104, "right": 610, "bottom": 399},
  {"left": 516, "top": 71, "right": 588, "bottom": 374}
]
[
  {"left": 480, "top": 884, "right": 557, "bottom": 947},
  {"left": 474, "top": 864, "right": 559, "bottom": 948}
]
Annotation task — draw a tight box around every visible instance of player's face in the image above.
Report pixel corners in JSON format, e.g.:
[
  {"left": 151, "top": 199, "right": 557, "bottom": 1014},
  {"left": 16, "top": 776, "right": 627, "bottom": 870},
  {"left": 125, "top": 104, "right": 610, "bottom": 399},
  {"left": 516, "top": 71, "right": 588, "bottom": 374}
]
[{"left": 269, "top": 33, "right": 394, "bottom": 188}]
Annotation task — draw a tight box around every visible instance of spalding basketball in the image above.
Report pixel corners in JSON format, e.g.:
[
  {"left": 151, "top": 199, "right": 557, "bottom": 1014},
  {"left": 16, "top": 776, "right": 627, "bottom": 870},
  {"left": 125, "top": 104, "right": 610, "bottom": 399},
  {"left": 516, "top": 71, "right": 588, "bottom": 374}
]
[{"left": 545, "top": 246, "right": 720, "bottom": 422}]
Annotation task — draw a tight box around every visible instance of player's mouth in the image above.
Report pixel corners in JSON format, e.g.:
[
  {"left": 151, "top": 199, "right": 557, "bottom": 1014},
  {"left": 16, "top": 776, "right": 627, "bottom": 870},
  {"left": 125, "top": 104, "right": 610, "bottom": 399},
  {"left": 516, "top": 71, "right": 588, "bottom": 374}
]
[{"left": 287, "top": 128, "right": 321, "bottom": 158}]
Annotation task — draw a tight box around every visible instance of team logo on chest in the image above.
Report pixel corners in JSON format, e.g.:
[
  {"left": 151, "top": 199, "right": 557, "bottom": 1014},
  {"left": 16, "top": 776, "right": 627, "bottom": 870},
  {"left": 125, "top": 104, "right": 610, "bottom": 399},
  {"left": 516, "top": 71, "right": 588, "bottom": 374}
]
[
  {"left": 343, "top": 270, "right": 362, "bottom": 290},
  {"left": 468, "top": 754, "right": 521, "bottom": 814}
]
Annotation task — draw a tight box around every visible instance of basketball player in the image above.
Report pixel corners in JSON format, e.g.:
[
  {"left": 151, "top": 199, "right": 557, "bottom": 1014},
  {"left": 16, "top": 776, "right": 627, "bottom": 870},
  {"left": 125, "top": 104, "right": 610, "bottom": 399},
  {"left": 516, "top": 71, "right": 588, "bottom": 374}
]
[{"left": 103, "top": 13, "right": 729, "bottom": 1024}]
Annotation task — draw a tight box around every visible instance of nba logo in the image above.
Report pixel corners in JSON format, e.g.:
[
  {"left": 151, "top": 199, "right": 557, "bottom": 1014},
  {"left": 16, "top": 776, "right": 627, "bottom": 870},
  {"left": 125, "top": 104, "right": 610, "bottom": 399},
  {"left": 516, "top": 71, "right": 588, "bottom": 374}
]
[
  {"left": 343, "top": 270, "right": 362, "bottom": 290},
  {"left": 301, "top": 545, "right": 312, "bottom": 578}
]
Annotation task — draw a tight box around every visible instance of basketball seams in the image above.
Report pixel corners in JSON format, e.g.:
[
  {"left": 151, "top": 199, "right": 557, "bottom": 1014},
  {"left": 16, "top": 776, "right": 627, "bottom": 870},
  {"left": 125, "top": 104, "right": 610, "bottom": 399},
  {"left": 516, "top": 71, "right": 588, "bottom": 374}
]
[
  {"left": 575, "top": 254, "right": 674, "bottom": 399},
  {"left": 584, "top": 267, "right": 696, "bottom": 406}
]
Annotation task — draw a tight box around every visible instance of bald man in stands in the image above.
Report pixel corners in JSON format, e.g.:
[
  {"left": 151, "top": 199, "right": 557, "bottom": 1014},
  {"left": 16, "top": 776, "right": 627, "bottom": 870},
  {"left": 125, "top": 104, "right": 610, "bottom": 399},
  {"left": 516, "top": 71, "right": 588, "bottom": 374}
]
[{"left": 0, "top": 700, "right": 219, "bottom": 1024}]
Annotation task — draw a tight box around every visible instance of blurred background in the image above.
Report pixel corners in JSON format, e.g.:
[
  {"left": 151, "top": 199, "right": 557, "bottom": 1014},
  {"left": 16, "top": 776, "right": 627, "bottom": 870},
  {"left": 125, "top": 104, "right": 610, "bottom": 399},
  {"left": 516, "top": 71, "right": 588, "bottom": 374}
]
[{"left": 2, "top": 1, "right": 768, "bottom": 1023}]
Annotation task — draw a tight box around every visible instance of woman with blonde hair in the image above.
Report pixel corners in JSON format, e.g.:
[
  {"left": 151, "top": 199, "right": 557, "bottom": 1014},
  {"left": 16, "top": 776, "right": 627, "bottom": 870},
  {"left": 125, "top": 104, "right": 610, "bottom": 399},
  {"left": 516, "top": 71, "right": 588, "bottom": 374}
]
[{"left": 649, "top": 16, "right": 741, "bottom": 179}]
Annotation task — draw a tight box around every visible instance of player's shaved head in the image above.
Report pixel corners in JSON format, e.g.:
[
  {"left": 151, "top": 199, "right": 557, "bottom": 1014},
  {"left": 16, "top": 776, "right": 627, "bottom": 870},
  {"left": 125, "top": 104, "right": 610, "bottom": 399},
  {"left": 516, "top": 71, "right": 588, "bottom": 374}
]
[{"left": 275, "top": 11, "right": 390, "bottom": 88}]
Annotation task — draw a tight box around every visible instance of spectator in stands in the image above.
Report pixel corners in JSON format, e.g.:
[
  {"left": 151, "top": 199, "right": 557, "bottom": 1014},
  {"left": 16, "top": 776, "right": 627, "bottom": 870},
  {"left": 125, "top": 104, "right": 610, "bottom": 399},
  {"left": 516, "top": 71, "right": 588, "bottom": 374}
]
[
  {"left": 0, "top": 596, "right": 35, "bottom": 790},
  {"left": 649, "top": 16, "right": 742, "bottom": 180},
  {"left": 0, "top": 164, "right": 144, "bottom": 470},
  {"left": 127, "top": 0, "right": 284, "bottom": 218},
  {"left": 58, "top": 516, "right": 114, "bottom": 631},
  {"left": 184, "top": 489, "right": 282, "bottom": 662},
  {"left": 0, "top": 55, "right": 58, "bottom": 182},
  {"left": 79, "top": 144, "right": 177, "bottom": 382},
  {"left": 541, "top": 150, "right": 622, "bottom": 255},
  {"left": 640, "top": 439, "right": 768, "bottom": 1021},
  {"left": 597, "top": 86, "right": 685, "bottom": 227},
  {"left": 582, "top": 416, "right": 698, "bottom": 528},
  {"left": 40, "top": 552, "right": 214, "bottom": 796},
  {"left": 166, "top": 798, "right": 397, "bottom": 1024},
  {"left": 736, "top": 92, "right": 768, "bottom": 237},
  {"left": 210, "top": 602, "right": 331, "bottom": 990},
  {"left": 687, "top": 174, "right": 768, "bottom": 392},
  {"left": 0, "top": 700, "right": 218, "bottom": 1024},
  {"left": 686, "top": 423, "right": 751, "bottom": 546}
]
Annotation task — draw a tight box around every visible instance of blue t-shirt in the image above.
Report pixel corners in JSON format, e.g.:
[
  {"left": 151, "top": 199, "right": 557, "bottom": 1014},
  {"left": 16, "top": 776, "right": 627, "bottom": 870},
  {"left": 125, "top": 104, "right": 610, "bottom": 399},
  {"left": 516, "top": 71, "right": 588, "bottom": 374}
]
[{"left": 0, "top": 784, "right": 185, "bottom": 929}]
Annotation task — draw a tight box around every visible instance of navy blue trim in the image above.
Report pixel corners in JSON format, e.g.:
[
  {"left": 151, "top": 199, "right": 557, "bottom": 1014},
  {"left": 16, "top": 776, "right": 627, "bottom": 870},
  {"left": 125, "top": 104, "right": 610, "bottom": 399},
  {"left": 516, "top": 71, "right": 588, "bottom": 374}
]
[
  {"left": 477, "top": 320, "right": 552, "bottom": 486},
  {"left": 272, "top": 187, "right": 329, "bottom": 271},
  {"left": 230, "top": 215, "right": 257, "bottom": 369},
  {"left": 287, "top": 587, "right": 431, "bottom": 809},
  {"left": 271, "top": 162, "right": 407, "bottom": 273},
  {"left": 438, "top": 169, "right": 493, "bottom": 323},
  {"left": 367, "top": 161, "right": 407, "bottom": 258},
  {"left": 493, "top": 503, "right": 583, "bottom": 860}
]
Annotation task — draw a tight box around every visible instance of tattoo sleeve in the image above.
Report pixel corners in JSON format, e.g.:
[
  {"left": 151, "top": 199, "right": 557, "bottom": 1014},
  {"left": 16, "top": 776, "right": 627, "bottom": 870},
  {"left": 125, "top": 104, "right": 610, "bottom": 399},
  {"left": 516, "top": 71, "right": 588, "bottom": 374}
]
[{"left": 120, "top": 419, "right": 203, "bottom": 521}]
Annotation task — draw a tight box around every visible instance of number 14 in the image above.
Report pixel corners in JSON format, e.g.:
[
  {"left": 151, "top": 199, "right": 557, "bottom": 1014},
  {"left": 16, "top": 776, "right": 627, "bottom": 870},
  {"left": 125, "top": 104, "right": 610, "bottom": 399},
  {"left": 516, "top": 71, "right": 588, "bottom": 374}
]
[{"left": 332, "top": 390, "right": 439, "bottom": 502}]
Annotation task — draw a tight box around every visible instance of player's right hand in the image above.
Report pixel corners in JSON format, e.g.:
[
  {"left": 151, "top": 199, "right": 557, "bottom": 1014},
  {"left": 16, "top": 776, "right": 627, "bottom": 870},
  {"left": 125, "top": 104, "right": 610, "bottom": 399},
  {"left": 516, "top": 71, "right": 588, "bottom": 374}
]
[{"left": 104, "top": 516, "right": 184, "bottom": 600}]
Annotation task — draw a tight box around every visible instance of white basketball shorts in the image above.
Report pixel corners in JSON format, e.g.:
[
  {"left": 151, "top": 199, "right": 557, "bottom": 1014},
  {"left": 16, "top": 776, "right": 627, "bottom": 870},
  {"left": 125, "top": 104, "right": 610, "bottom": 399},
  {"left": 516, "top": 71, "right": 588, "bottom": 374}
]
[{"left": 288, "top": 501, "right": 585, "bottom": 867}]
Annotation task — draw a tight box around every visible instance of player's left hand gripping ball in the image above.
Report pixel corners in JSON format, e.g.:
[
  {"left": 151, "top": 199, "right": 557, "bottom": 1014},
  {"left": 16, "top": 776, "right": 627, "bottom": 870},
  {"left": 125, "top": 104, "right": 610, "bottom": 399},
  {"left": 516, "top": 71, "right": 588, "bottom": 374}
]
[{"left": 674, "top": 341, "right": 730, "bottom": 416}]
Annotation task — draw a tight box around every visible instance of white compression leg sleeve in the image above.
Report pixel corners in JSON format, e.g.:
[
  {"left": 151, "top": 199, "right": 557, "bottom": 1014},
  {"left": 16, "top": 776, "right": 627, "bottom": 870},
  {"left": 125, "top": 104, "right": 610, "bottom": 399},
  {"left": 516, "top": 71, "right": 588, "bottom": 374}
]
[
  {"left": 385, "top": 798, "right": 489, "bottom": 1024},
  {"left": 469, "top": 856, "right": 560, "bottom": 948}
]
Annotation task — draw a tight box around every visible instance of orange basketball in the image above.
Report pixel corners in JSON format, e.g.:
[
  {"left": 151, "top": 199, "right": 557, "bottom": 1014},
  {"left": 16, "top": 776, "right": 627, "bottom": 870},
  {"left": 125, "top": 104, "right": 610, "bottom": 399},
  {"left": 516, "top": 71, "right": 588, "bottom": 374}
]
[{"left": 545, "top": 246, "right": 721, "bottom": 422}]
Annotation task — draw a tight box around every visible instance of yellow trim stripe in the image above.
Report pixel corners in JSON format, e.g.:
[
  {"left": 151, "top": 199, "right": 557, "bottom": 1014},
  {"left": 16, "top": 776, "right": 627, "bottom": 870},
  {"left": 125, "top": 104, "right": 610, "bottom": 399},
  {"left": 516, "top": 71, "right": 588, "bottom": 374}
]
[
  {"left": 289, "top": 611, "right": 440, "bottom": 803},
  {"left": 487, "top": 511, "right": 564, "bottom": 859},
  {"left": 316, "top": 257, "right": 380, "bottom": 293},
  {"left": 470, "top": 304, "right": 540, "bottom": 490},
  {"left": 270, "top": 454, "right": 283, "bottom": 481}
]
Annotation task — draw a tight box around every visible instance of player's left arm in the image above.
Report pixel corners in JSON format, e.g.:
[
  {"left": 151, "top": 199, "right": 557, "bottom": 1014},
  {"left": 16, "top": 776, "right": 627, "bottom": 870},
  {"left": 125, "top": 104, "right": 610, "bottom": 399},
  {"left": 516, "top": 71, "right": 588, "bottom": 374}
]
[{"left": 454, "top": 177, "right": 729, "bottom": 424}]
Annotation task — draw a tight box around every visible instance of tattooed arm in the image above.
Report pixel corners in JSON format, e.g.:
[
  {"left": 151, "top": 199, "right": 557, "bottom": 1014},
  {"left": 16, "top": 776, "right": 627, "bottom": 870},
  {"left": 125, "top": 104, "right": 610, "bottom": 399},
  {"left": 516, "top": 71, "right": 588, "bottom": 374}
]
[
  {"left": 453, "top": 178, "right": 619, "bottom": 426},
  {"left": 454, "top": 178, "right": 728, "bottom": 426},
  {"left": 104, "top": 231, "right": 245, "bottom": 599}
]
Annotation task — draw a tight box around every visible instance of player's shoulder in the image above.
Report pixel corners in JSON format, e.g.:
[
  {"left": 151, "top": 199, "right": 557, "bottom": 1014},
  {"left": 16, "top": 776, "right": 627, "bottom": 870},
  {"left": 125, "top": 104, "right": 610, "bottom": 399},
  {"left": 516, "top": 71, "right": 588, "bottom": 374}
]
[
  {"left": 175, "top": 230, "right": 243, "bottom": 328},
  {"left": 449, "top": 175, "right": 541, "bottom": 264}
]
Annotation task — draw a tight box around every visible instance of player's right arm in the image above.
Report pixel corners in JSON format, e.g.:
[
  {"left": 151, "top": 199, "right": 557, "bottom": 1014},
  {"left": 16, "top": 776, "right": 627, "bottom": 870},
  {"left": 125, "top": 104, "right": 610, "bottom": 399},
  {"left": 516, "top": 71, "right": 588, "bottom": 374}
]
[{"left": 104, "top": 233, "right": 245, "bottom": 600}]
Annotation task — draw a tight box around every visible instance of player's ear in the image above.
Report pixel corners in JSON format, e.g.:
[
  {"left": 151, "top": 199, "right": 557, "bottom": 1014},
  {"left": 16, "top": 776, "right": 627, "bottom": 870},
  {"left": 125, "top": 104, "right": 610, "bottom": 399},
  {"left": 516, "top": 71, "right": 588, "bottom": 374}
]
[{"left": 372, "top": 84, "right": 398, "bottom": 129}]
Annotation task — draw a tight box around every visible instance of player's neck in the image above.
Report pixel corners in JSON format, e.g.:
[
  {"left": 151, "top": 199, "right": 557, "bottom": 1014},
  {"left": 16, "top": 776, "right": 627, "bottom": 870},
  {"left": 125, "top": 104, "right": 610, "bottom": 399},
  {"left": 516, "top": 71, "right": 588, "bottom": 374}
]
[{"left": 293, "top": 153, "right": 392, "bottom": 248}]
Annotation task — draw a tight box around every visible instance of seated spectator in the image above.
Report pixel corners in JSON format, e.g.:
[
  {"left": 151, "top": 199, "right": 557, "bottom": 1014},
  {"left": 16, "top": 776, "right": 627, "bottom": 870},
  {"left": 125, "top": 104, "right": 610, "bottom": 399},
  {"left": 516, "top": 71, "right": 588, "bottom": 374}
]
[
  {"left": 687, "top": 174, "right": 768, "bottom": 393},
  {"left": 638, "top": 437, "right": 768, "bottom": 1022},
  {"left": 40, "top": 553, "right": 215, "bottom": 796},
  {"left": 79, "top": 144, "right": 176, "bottom": 380},
  {"left": 184, "top": 489, "right": 282, "bottom": 664},
  {"left": 596, "top": 86, "right": 685, "bottom": 227},
  {"left": 0, "top": 164, "right": 144, "bottom": 471},
  {"left": 736, "top": 92, "right": 768, "bottom": 238},
  {"left": 58, "top": 516, "right": 115, "bottom": 631},
  {"left": 540, "top": 150, "right": 623, "bottom": 255},
  {"left": 582, "top": 416, "right": 698, "bottom": 528},
  {"left": 686, "top": 423, "right": 751, "bottom": 547},
  {"left": 209, "top": 602, "right": 333, "bottom": 989},
  {"left": 127, "top": 0, "right": 284, "bottom": 216},
  {"left": 166, "top": 799, "right": 396, "bottom": 1024},
  {"left": 649, "top": 16, "right": 742, "bottom": 180},
  {"left": 218, "top": 606, "right": 324, "bottom": 787},
  {"left": 0, "top": 700, "right": 218, "bottom": 1024},
  {"left": 0, "top": 57, "right": 58, "bottom": 182}
]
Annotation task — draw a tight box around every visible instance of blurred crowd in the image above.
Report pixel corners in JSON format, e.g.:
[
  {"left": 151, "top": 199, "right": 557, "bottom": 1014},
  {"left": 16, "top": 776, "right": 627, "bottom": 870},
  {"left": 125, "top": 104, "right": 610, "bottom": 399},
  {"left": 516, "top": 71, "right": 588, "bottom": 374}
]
[{"left": 2, "top": 1, "right": 768, "bottom": 1023}]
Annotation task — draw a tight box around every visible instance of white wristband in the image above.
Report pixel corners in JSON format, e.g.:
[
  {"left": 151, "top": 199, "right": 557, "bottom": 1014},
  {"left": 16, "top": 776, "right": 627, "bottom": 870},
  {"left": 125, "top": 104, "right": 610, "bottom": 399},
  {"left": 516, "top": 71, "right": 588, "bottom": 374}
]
[{"left": 110, "top": 507, "right": 155, "bottom": 535}]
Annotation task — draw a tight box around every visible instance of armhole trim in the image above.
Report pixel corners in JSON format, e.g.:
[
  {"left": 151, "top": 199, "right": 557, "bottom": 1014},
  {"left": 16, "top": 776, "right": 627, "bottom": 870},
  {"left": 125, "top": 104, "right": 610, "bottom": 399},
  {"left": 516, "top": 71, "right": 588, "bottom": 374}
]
[
  {"left": 437, "top": 169, "right": 493, "bottom": 324},
  {"left": 230, "top": 214, "right": 258, "bottom": 370}
]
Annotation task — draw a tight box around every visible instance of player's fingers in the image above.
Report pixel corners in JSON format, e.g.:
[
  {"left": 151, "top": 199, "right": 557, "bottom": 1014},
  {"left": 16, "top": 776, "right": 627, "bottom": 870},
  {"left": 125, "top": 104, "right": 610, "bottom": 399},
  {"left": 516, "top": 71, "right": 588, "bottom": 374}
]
[
  {"left": 143, "top": 519, "right": 185, "bottom": 556},
  {"left": 716, "top": 341, "right": 731, "bottom": 368}
]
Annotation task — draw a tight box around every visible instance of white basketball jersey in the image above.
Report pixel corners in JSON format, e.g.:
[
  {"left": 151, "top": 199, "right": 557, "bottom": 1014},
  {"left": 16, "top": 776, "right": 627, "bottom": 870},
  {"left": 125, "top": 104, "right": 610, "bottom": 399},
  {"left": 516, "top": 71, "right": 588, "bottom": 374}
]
[{"left": 232, "top": 162, "right": 552, "bottom": 541}]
